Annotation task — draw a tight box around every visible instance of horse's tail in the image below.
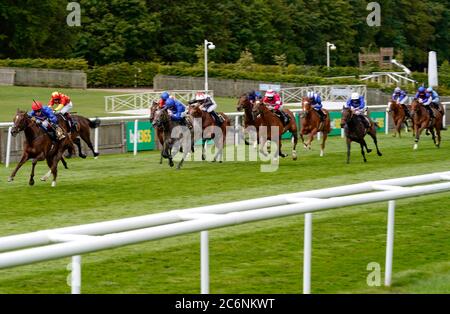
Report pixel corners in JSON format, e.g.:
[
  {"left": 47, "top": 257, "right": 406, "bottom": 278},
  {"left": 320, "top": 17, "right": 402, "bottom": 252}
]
[{"left": 88, "top": 118, "right": 101, "bottom": 129}]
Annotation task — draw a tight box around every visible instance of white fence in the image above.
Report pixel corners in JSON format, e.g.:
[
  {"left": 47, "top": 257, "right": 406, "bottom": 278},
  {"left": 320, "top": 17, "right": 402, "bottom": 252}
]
[
  {"left": 281, "top": 85, "right": 367, "bottom": 106},
  {"left": 104, "top": 90, "right": 214, "bottom": 113},
  {"left": 0, "top": 171, "right": 449, "bottom": 294}
]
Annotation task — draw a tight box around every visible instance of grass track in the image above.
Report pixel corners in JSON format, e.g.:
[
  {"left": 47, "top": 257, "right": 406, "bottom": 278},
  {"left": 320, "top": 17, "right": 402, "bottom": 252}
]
[{"left": 0, "top": 131, "right": 449, "bottom": 294}]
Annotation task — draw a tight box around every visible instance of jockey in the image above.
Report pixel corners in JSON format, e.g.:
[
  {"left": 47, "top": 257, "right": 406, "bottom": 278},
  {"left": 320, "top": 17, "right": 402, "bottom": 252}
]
[
  {"left": 160, "top": 91, "right": 188, "bottom": 125},
  {"left": 248, "top": 90, "right": 262, "bottom": 104},
  {"left": 415, "top": 86, "right": 434, "bottom": 118},
  {"left": 28, "top": 101, "right": 65, "bottom": 141},
  {"left": 189, "top": 92, "right": 223, "bottom": 126},
  {"left": 345, "top": 92, "right": 370, "bottom": 129},
  {"left": 307, "top": 91, "right": 326, "bottom": 122},
  {"left": 48, "top": 91, "right": 76, "bottom": 132},
  {"left": 262, "top": 89, "right": 289, "bottom": 125},
  {"left": 391, "top": 87, "right": 410, "bottom": 118}
]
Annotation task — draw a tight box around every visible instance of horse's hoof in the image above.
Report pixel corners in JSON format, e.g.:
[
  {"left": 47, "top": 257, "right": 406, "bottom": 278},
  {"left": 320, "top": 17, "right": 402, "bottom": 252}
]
[
  {"left": 80, "top": 154, "right": 87, "bottom": 159},
  {"left": 29, "top": 179, "right": 35, "bottom": 186},
  {"left": 169, "top": 160, "right": 174, "bottom": 167},
  {"left": 367, "top": 149, "right": 372, "bottom": 153},
  {"left": 413, "top": 144, "right": 418, "bottom": 150},
  {"left": 280, "top": 153, "right": 288, "bottom": 158},
  {"left": 40, "top": 177, "right": 47, "bottom": 182},
  {"left": 94, "top": 152, "right": 100, "bottom": 158},
  {"left": 212, "top": 159, "right": 217, "bottom": 163},
  {"left": 51, "top": 181, "right": 56, "bottom": 187},
  {"left": 364, "top": 159, "right": 367, "bottom": 163},
  {"left": 7, "top": 177, "right": 13, "bottom": 182},
  {"left": 202, "top": 155, "right": 206, "bottom": 161},
  {"left": 219, "top": 160, "right": 223, "bottom": 163},
  {"left": 65, "top": 154, "right": 72, "bottom": 159}
]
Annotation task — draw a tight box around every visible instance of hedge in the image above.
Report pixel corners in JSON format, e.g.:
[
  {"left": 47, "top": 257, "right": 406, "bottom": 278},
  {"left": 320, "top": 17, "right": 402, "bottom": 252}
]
[
  {"left": 1, "top": 58, "right": 449, "bottom": 94},
  {"left": 0, "top": 58, "right": 88, "bottom": 71}
]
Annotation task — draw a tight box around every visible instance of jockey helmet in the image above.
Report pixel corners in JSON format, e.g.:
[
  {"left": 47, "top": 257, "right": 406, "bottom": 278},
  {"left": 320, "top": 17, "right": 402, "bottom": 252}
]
[
  {"left": 426, "top": 87, "right": 433, "bottom": 93},
  {"left": 51, "top": 91, "right": 60, "bottom": 99},
  {"left": 418, "top": 86, "right": 426, "bottom": 93},
  {"left": 195, "top": 92, "right": 206, "bottom": 101},
  {"left": 394, "top": 87, "right": 401, "bottom": 93},
  {"left": 307, "top": 91, "right": 315, "bottom": 99},
  {"left": 351, "top": 92, "right": 359, "bottom": 100},
  {"left": 265, "top": 89, "right": 275, "bottom": 98},
  {"left": 160, "top": 91, "right": 170, "bottom": 100},
  {"left": 32, "top": 101, "right": 43, "bottom": 111}
]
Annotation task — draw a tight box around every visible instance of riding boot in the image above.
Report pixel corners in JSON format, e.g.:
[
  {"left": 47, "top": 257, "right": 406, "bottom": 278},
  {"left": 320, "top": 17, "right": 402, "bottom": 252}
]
[
  {"left": 426, "top": 106, "right": 434, "bottom": 129},
  {"left": 280, "top": 111, "right": 289, "bottom": 125},
  {"left": 402, "top": 104, "right": 411, "bottom": 119},
  {"left": 360, "top": 115, "right": 370, "bottom": 130},
  {"left": 47, "top": 128, "right": 57, "bottom": 143},
  {"left": 210, "top": 111, "right": 223, "bottom": 126}
]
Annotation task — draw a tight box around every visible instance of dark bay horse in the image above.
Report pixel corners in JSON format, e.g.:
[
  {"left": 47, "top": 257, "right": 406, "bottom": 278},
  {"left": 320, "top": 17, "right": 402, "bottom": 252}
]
[
  {"left": 8, "top": 110, "right": 73, "bottom": 186},
  {"left": 188, "top": 104, "right": 230, "bottom": 162},
  {"left": 149, "top": 100, "right": 165, "bottom": 164},
  {"left": 340, "top": 107, "right": 382, "bottom": 164},
  {"left": 387, "top": 100, "right": 411, "bottom": 138},
  {"left": 58, "top": 114, "right": 100, "bottom": 159},
  {"left": 252, "top": 102, "right": 298, "bottom": 160},
  {"left": 153, "top": 108, "right": 193, "bottom": 169},
  {"left": 300, "top": 97, "right": 331, "bottom": 157},
  {"left": 410, "top": 99, "right": 442, "bottom": 150},
  {"left": 236, "top": 93, "right": 262, "bottom": 148}
]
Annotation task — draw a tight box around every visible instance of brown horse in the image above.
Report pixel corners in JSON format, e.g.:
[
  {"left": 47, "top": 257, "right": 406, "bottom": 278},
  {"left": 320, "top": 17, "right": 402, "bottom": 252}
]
[
  {"left": 236, "top": 93, "right": 262, "bottom": 147},
  {"left": 300, "top": 97, "right": 331, "bottom": 157},
  {"left": 59, "top": 114, "right": 100, "bottom": 159},
  {"left": 387, "top": 100, "right": 412, "bottom": 138},
  {"left": 149, "top": 100, "right": 165, "bottom": 164},
  {"left": 188, "top": 104, "right": 230, "bottom": 162},
  {"left": 340, "top": 107, "right": 382, "bottom": 164},
  {"left": 410, "top": 99, "right": 442, "bottom": 150},
  {"left": 8, "top": 110, "right": 72, "bottom": 187},
  {"left": 252, "top": 102, "right": 298, "bottom": 160}
]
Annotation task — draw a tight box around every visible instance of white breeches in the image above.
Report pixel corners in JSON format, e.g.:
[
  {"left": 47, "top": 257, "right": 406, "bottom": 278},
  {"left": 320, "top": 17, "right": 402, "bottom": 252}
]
[{"left": 60, "top": 102, "right": 73, "bottom": 114}]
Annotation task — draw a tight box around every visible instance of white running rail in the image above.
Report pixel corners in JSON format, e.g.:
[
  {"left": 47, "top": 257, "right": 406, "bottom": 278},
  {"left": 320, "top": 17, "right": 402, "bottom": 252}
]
[{"left": 0, "top": 171, "right": 449, "bottom": 294}]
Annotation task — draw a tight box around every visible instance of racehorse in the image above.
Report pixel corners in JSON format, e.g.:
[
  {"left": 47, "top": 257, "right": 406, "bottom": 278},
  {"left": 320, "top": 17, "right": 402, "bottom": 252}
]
[
  {"left": 236, "top": 93, "right": 262, "bottom": 147},
  {"left": 149, "top": 100, "right": 165, "bottom": 164},
  {"left": 387, "top": 100, "right": 411, "bottom": 138},
  {"left": 340, "top": 107, "right": 382, "bottom": 164},
  {"left": 188, "top": 104, "right": 231, "bottom": 162},
  {"left": 252, "top": 101, "right": 298, "bottom": 160},
  {"left": 57, "top": 114, "right": 100, "bottom": 159},
  {"left": 152, "top": 108, "right": 193, "bottom": 169},
  {"left": 300, "top": 97, "right": 331, "bottom": 157},
  {"left": 410, "top": 99, "right": 442, "bottom": 150},
  {"left": 40, "top": 114, "right": 100, "bottom": 182},
  {"left": 8, "top": 110, "right": 72, "bottom": 186}
]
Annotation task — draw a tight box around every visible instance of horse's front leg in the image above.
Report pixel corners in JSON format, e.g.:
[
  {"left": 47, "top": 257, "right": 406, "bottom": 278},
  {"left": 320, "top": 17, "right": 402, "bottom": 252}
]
[
  {"left": 346, "top": 137, "right": 352, "bottom": 164},
  {"left": 414, "top": 125, "right": 424, "bottom": 150},
  {"left": 360, "top": 141, "right": 367, "bottom": 163},
  {"left": 8, "top": 152, "right": 29, "bottom": 182},
  {"left": 29, "top": 158, "right": 38, "bottom": 186},
  {"left": 202, "top": 138, "right": 207, "bottom": 161}
]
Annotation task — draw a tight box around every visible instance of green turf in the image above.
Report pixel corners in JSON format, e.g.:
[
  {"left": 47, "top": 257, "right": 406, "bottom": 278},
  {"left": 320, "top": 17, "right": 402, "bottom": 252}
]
[
  {"left": 0, "top": 131, "right": 449, "bottom": 294},
  {"left": 0, "top": 86, "right": 240, "bottom": 121}
]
